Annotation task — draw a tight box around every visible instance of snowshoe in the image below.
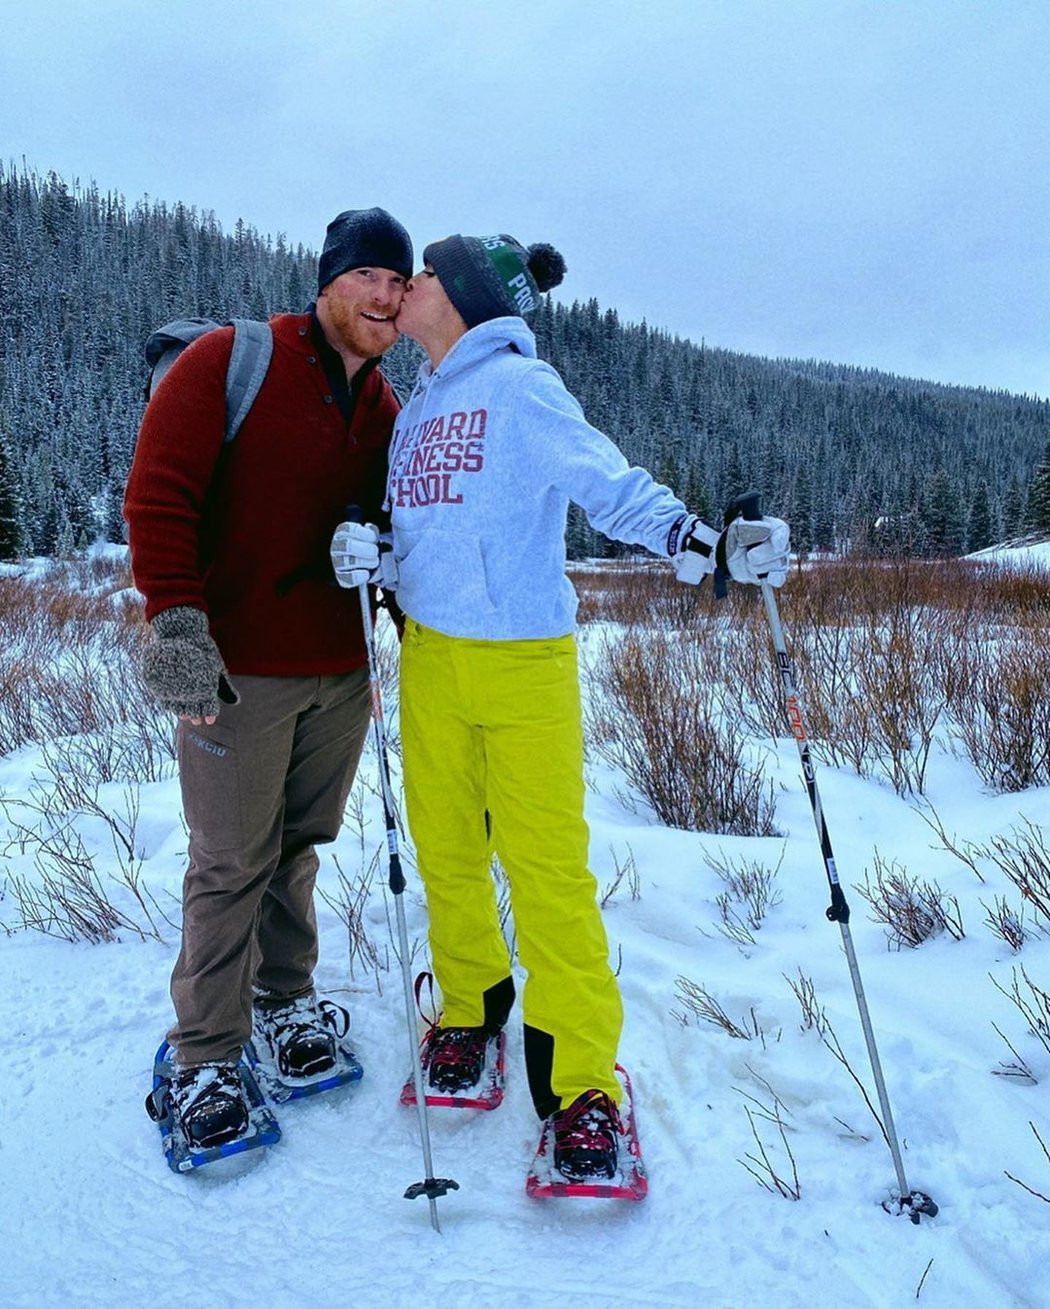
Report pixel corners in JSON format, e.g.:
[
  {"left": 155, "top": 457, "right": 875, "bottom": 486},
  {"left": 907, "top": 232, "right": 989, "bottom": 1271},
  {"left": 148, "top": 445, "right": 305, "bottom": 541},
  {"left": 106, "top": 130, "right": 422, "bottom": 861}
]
[
  {"left": 401, "top": 1025, "right": 506, "bottom": 1110},
  {"left": 146, "top": 1041, "right": 281, "bottom": 1174},
  {"left": 526, "top": 1064, "right": 647, "bottom": 1201},
  {"left": 247, "top": 994, "right": 363, "bottom": 1104}
]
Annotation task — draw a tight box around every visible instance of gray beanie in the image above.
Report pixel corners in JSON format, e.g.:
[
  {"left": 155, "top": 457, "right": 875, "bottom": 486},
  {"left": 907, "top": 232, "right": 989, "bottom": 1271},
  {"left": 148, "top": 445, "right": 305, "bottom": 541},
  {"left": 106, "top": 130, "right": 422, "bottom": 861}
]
[
  {"left": 318, "top": 207, "right": 414, "bottom": 291},
  {"left": 423, "top": 234, "right": 566, "bottom": 328}
]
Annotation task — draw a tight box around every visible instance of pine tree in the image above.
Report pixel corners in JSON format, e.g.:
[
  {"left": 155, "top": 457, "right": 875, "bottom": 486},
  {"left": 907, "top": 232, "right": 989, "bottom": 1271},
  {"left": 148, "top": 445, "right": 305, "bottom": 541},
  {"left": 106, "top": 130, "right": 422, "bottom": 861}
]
[
  {"left": 967, "top": 479, "right": 998, "bottom": 553},
  {"left": 1002, "top": 474, "right": 1027, "bottom": 540},
  {"left": 1025, "top": 439, "right": 1050, "bottom": 533},
  {"left": 0, "top": 434, "right": 22, "bottom": 560},
  {"left": 789, "top": 462, "right": 815, "bottom": 558},
  {"left": 682, "top": 462, "right": 714, "bottom": 525},
  {"left": 925, "top": 467, "right": 967, "bottom": 556}
]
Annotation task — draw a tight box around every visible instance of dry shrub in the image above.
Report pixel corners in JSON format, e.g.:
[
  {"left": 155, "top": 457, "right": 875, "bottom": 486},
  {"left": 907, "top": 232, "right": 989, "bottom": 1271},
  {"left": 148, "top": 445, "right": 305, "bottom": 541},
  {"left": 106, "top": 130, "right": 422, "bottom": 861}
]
[
  {"left": 586, "top": 626, "right": 778, "bottom": 836},
  {"left": 855, "top": 852, "right": 965, "bottom": 948},
  {"left": 982, "top": 562, "right": 1050, "bottom": 624},
  {"left": 982, "top": 896, "right": 1029, "bottom": 952},
  {"left": 575, "top": 555, "right": 1050, "bottom": 800},
  {"left": 784, "top": 969, "right": 826, "bottom": 1033},
  {"left": 0, "top": 562, "right": 154, "bottom": 757},
  {"left": 737, "top": 1082, "right": 801, "bottom": 1201},
  {"left": 707, "top": 848, "right": 783, "bottom": 945},
  {"left": 600, "top": 844, "right": 641, "bottom": 907},
  {"left": 983, "top": 819, "right": 1050, "bottom": 928},
  {"left": 571, "top": 559, "right": 719, "bottom": 629},
  {"left": 673, "top": 977, "right": 761, "bottom": 1039},
  {"left": 1005, "top": 1122, "right": 1050, "bottom": 1205},
  {"left": 317, "top": 852, "right": 389, "bottom": 990},
  {"left": 991, "top": 966, "right": 1050, "bottom": 1059},
  {"left": 3, "top": 763, "right": 170, "bottom": 943},
  {"left": 951, "top": 639, "right": 1050, "bottom": 791},
  {"left": 771, "top": 561, "right": 966, "bottom": 794},
  {"left": 0, "top": 557, "right": 179, "bottom": 941}
]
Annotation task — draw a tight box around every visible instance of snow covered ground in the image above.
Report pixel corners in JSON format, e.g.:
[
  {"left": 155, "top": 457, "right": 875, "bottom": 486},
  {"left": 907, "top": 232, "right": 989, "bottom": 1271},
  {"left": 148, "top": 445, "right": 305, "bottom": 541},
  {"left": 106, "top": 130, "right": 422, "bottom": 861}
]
[{"left": 2, "top": 550, "right": 1049, "bottom": 1309}]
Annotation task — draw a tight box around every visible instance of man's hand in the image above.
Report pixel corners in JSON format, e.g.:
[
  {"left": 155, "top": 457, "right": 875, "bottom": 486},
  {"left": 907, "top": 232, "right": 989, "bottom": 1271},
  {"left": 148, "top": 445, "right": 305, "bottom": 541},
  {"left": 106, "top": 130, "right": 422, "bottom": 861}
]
[{"left": 142, "top": 606, "right": 239, "bottom": 723}]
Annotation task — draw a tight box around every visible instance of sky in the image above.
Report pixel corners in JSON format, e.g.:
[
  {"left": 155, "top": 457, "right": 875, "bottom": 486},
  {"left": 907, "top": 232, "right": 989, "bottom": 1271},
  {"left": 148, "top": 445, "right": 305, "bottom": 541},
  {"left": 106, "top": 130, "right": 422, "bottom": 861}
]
[{"left": 3, "top": 0, "right": 1049, "bottom": 398}]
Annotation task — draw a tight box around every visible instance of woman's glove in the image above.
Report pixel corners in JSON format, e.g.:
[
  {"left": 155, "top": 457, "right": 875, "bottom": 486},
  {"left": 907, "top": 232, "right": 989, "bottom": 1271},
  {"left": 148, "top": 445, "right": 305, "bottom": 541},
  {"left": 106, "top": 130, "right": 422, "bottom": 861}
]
[
  {"left": 718, "top": 517, "right": 791, "bottom": 586},
  {"left": 330, "top": 520, "right": 398, "bottom": 590}
]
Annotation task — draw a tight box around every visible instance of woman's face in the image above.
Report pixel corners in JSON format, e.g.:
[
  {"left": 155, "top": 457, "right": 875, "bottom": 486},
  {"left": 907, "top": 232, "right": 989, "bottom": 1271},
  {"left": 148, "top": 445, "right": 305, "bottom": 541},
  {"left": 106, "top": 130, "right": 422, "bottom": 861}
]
[{"left": 395, "top": 266, "right": 455, "bottom": 342}]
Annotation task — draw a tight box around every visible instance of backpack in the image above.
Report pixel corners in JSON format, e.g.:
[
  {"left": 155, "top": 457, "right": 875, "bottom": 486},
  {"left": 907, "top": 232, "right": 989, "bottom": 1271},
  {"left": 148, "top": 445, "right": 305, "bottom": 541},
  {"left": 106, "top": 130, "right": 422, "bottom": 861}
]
[{"left": 143, "top": 317, "right": 273, "bottom": 442}]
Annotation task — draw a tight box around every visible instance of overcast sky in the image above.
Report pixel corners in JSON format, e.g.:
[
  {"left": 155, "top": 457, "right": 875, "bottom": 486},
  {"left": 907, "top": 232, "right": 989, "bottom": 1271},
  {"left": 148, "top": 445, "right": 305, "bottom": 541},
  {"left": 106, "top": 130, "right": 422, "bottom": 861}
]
[{"left": 4, "top": 0, "right": 1048, "bottom": 397}]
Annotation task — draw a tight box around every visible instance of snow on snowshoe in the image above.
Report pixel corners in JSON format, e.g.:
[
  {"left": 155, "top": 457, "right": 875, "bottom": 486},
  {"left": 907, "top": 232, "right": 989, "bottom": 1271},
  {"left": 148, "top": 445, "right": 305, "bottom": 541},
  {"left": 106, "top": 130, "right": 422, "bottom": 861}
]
[
  {"left": 526, "top": 1065, "right": 647, "bottom": 1200},
  {"left": 146, "top": 1041, "right": 281, "bottom": 1174},
  {"left": 246, "top": 994, "right": 363, "bottom": 1104}
]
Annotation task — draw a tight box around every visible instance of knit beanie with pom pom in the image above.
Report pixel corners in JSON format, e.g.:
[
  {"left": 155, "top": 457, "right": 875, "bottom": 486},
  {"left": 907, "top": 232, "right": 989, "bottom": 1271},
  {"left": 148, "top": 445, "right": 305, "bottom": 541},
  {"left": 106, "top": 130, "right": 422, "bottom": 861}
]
[{"left": 422, "top": 234, "right": 566, "bottom": 328}]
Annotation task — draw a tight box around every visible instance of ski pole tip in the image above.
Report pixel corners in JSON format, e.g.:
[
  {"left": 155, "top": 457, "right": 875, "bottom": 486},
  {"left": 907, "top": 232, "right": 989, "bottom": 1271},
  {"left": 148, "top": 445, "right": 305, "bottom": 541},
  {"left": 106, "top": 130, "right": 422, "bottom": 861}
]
[
  {"left": 882, "top": 1190, "right": 938, "bottom": 1224},
  {"left": 404, "top": 1177, "right": 460, "bottom": 1201}
]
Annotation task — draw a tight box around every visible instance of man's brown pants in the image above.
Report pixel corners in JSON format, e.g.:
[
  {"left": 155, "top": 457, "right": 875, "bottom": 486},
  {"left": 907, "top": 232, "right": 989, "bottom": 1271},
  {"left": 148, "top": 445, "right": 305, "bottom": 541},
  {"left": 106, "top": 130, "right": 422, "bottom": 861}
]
[{"left": 168, "top": 670, "right": 370, "bottom": 1065}]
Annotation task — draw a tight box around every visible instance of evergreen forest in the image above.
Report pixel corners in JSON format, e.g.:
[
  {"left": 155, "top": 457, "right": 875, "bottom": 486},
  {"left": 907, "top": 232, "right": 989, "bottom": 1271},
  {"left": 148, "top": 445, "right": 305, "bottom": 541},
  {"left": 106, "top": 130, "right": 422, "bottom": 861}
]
[{"left": 2, "top": 164, "right": 1049, "bottom": 561}]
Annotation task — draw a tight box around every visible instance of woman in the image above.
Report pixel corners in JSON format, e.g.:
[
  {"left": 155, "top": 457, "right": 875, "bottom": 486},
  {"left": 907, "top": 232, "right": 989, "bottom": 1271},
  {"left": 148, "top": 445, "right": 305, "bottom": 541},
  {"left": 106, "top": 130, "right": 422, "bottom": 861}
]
[{"left": 332, "top": 232, "right": 789, "bottom": 1185}]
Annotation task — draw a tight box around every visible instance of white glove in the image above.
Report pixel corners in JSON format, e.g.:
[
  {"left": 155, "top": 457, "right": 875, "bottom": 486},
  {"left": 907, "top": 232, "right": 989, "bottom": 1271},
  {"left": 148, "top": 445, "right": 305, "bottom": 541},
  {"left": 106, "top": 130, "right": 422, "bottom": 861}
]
[
  {"left": 330, "top": 521, "right": 398, "bottom": 590},
  {"left": 718, "top": 516, "right": 791, "bottom": 586},
  {"left": 670, "top": 514, "right": 721, "bottom": 585}
]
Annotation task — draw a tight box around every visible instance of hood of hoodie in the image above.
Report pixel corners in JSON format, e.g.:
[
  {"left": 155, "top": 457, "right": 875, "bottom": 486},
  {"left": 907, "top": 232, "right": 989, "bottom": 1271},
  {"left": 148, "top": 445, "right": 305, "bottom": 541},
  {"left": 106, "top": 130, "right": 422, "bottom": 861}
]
[{"left": 406, "top": 315, "right": 536, "bottom": 393}]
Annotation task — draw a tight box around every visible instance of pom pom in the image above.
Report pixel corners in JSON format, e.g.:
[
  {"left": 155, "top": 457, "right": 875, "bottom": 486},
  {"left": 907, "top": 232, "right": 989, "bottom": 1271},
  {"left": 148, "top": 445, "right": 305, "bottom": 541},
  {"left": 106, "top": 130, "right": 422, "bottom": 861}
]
[{"left": 526, "top": 243, "right": 566, "bottom": 293}]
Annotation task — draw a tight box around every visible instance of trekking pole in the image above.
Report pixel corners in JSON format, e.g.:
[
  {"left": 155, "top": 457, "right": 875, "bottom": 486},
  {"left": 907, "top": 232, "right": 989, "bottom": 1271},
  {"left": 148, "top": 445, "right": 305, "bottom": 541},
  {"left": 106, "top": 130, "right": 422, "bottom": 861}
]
[
  {"left": 723, "top": 491, "right": 937, "bottom": 1225},
  {"left": 349, "top": 514, "right": 458, "bottom": 1232}
]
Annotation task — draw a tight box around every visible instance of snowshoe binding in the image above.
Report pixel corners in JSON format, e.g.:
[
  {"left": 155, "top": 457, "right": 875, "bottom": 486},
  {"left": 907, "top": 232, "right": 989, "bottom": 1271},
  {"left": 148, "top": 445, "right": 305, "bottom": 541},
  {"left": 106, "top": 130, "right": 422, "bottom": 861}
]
[
  {"left": 526, "top": 1064, "right": 647, "bottom": 1200},
  {"left": 246, "top": 992, "right": 363, "bottom": 1104},
  {"left": 401, "top": 1023, "right": 506, "bottom": 1110},
  {"left": 146, "top": 1041, "right": 281, "bottom": 1174},
  {"left": 400, "top": 974, "right": 506, "bottom": 1110}
]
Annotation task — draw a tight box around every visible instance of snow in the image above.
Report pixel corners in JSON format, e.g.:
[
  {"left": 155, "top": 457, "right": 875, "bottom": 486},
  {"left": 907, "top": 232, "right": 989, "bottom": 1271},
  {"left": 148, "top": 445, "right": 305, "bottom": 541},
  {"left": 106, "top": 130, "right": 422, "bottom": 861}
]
[
  {"left": 967, "top": 535, "right": 1050, "bottom": 571},
  {"left": 3, "top": 550, "right": 1050, "bottom": 1309}
]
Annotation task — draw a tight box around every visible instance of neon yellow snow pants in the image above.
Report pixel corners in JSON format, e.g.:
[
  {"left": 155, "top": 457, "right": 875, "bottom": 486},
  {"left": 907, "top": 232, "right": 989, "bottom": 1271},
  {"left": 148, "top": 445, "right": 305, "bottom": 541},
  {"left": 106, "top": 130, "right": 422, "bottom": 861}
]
[{"left": 399, "top": 619, "right": 623, "bottom": 1114}]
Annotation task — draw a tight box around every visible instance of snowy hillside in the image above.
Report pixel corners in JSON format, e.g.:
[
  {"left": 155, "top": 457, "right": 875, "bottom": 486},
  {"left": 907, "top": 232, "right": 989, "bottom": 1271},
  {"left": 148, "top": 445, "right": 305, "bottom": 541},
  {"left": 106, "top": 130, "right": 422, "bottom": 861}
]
[{"left": 2, "top": 547, "right": 1049, "bottom": 1309}]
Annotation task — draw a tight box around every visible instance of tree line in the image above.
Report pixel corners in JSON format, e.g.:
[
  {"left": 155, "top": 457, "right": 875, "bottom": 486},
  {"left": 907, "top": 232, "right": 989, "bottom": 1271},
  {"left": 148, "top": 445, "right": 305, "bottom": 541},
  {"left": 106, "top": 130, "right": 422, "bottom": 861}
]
[{"left": 1, "top": 163, "right": 1048, "bottom": 561}]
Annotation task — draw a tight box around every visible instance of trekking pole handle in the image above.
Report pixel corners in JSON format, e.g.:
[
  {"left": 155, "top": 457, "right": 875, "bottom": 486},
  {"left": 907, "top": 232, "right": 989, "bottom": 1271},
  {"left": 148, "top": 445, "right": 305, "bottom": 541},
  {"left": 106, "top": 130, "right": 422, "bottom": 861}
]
[
  {"left": 713, "top": 490, "right": 765, "bottom": 597},
  {"left": 723, "top": 490, "right": 763, "bottom": 526},
  {"left": 343, "top": 503, "right": 394, "bottom": 565}
]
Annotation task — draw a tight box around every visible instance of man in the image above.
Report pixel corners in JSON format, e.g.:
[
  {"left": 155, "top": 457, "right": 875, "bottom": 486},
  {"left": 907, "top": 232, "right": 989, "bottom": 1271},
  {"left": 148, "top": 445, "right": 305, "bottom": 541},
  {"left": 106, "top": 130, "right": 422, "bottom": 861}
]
[
  {"left": 331, "top": 232, "right": 790, "bottom": 1187},
  {"left": 125, "top": 207, "right": 413, "bottom": 1151}
]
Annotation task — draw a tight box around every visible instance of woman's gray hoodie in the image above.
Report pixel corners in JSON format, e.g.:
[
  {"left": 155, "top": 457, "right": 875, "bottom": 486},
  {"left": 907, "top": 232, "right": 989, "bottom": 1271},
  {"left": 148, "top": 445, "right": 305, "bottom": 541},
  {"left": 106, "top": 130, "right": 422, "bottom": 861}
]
[{"left": 385, "top": 315, "right": 704, "bottom": 640}]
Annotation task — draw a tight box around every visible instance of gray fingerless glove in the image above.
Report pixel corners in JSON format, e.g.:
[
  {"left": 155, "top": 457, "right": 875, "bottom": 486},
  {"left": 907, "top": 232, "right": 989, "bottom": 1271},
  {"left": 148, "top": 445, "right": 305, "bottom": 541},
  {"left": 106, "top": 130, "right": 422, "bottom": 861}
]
[{"left": 142, "top": 606, "right": 239, "bottom": 718}]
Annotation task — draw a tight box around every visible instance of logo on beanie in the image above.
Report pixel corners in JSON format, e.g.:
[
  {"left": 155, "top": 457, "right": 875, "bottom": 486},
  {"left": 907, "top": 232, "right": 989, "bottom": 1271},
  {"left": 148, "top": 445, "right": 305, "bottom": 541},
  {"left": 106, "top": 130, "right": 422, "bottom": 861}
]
[
  {"left": 507, "top": 272, "right": 535, "bottom": 314},
  {"left": 482, "top": 238, "right": 537, "bottom": 315}
]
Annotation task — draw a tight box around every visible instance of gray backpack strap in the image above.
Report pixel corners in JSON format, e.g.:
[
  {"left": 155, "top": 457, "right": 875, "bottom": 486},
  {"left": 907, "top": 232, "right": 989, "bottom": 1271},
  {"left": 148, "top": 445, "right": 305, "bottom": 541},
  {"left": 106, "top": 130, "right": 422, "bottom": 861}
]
[
  {"left": 225, "top": 318, "right": 274, "bottom": 442},
  {"left": 145, "top": 318, "right": 220, "bottom": 397}
]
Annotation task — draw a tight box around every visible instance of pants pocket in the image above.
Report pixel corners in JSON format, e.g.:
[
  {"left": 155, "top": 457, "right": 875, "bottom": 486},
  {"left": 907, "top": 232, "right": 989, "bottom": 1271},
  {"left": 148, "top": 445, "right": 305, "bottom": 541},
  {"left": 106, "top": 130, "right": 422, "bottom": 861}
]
[{"left": 177, "top": 721, "right": 244, "bottom": 852}]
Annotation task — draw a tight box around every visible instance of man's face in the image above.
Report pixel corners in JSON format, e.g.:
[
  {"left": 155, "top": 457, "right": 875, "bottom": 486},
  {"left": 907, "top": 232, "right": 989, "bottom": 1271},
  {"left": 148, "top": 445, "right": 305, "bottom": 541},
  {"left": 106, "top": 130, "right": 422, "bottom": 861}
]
[{"left": 319, "top": 267, "right": 406, "bottom": 358}]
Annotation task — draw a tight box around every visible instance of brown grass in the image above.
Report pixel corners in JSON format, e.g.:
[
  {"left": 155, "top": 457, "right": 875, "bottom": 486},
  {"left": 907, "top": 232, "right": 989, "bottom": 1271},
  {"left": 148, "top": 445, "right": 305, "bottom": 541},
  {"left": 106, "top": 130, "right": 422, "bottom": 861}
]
[{"left": 572, "top": 554, "right": 1050, "bottom": 799}]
